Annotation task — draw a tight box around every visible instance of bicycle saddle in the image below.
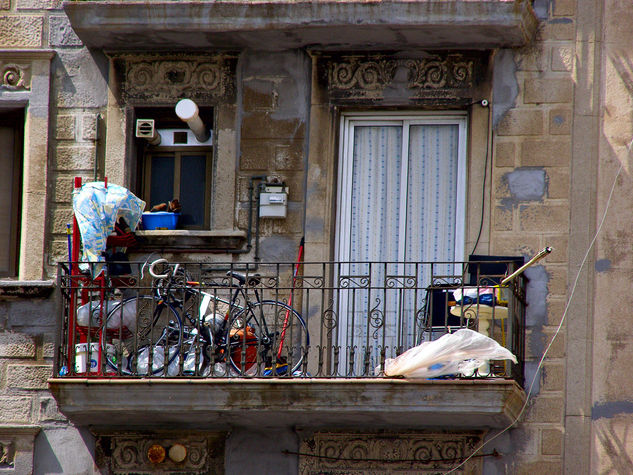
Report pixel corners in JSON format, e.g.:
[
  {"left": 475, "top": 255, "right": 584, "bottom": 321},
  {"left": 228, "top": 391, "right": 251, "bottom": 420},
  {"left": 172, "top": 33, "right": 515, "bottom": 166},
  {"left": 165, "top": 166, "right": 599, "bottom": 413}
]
[{"left": 226, "top": 271, "right": 261, "bottom": 286}]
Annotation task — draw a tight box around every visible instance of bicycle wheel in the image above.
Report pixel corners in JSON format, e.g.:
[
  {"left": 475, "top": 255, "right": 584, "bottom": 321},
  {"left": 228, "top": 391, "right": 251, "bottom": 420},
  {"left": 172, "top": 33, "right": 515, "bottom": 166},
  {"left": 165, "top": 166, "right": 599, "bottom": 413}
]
[
  {"left": 228, "top": 300, "right": 309, "bottom": 375},
  {"left": 104, "top": 296, "right": 183, "bottom": 375}
]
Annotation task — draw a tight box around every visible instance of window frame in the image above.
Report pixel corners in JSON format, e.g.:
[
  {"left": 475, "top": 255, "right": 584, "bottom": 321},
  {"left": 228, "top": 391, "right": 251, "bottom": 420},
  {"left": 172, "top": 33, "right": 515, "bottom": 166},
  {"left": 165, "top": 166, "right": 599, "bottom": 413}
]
[
  {"left": 0, "top": 109, "right": 24, "bottom": 278},
  {"left": 142, "top": 146, "right": 214, "bottom": 230},
  {"left": 335, "top": 111, "right": 468, "bottom": 265}
]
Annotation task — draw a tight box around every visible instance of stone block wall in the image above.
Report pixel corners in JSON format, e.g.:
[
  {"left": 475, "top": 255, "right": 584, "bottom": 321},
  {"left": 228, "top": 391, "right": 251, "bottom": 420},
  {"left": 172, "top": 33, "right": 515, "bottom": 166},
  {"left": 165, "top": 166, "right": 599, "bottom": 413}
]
[
  {"left": 0, "top": 1, "right": 109, "bottom": 275},
  {"left": 236, "top": 50, "right": 309, "bottom": 264},
  {"left": 0, "top": 296, "right": 63, "bottom": 473},
  {"left": 485, "top": 1, "right": 578, "bottom": 473}
]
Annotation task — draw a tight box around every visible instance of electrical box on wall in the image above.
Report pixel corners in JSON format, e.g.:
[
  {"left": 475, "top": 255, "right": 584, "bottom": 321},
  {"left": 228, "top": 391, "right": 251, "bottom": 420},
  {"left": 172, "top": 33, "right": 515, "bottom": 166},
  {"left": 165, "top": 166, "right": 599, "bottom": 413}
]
[{"left": 259, "top": 184, "right": 288, "bottom": 218}]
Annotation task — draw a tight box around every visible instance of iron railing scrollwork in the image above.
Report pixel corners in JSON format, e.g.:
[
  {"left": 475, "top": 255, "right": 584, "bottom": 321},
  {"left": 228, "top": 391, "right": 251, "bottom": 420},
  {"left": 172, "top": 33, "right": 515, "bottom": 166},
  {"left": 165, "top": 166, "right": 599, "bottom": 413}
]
[{"left": 55, "top": 260, "right": 526, "bottom": 384}]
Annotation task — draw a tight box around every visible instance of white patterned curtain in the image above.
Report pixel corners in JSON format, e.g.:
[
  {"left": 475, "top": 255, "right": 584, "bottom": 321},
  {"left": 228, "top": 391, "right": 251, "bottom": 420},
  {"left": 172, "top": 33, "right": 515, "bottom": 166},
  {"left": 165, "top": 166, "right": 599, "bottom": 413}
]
[{"left": 337, "top": 118, "right": 463, "bottom": 375}]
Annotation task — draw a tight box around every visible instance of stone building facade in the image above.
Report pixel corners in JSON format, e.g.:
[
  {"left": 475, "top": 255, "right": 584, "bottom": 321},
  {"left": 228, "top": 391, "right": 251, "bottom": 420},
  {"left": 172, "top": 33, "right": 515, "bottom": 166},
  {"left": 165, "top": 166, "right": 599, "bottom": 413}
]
[{"left": 0, "top": 0, "right": 630, "bottom": 474}]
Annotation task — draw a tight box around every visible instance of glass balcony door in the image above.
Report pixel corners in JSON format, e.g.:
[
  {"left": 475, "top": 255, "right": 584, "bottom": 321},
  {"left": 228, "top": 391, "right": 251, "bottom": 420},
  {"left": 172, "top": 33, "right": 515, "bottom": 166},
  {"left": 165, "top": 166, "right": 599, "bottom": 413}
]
[{"left": 335, "top": 113, "right": 467, "bottom": 374}]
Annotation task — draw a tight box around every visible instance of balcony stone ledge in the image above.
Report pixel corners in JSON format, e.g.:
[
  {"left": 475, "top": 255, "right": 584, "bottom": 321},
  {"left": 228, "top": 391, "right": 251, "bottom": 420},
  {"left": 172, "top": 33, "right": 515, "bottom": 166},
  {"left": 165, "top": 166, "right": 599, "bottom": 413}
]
[
  {"left": 132, "top": 229, "right": 247, "bottom": 252},
  {"left": 0, "top": 280, "right": 55, "bottom": 300},
  {"left": 63, "top": 1, "right": 538, "bottom": 52},
  {"left": 48, "top": 378, "right": 526, "bottom": 431}
]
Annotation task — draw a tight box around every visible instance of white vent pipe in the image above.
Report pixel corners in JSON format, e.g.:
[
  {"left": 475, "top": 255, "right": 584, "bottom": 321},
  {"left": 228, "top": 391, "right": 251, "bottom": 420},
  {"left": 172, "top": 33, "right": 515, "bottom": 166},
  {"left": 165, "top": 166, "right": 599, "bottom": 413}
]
[
  {"left": 175, "top": 99, "right": 209, "bottom": 143},
  {"left": 145, "top": 130, "right": 161, "bottom": 146},
  {"left": 135, "top": 119, "right": 161, "bottom": 146}
]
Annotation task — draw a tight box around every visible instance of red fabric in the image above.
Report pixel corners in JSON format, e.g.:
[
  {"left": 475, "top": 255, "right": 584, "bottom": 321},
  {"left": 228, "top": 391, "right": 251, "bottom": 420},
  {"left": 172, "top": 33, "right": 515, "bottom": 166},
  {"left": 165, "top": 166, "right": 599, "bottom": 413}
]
[{"left": 106, "top": 233, "right": 138, "bottom": 248}]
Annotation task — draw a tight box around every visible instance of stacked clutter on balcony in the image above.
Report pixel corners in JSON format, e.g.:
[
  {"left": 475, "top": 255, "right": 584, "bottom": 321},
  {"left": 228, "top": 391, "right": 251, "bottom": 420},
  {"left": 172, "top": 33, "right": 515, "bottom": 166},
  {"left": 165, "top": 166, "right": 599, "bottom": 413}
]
[{"left": 64, "top": 178, "right": 145, "bottom": 377}]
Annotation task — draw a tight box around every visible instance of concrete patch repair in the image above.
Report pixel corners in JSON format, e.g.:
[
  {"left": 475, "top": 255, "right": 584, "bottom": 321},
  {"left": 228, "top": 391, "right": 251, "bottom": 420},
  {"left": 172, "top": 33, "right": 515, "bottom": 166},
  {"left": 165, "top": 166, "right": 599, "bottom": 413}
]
[
  {"left": 592, "top": 401, "right": 633, "bottom": 420},
  {"left": 506, "top": 168, "right": 547, "bottom": 202}
]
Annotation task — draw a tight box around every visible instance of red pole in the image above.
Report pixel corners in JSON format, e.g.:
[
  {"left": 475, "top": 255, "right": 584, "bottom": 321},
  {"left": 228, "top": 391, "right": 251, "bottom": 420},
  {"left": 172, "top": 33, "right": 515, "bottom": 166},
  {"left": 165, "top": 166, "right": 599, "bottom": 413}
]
[
  {"left": 67, "top": 177, "right": 82, "bottom": 374},
  {"left": 276, "top": 236, "right": 304, "bottom": 361}
]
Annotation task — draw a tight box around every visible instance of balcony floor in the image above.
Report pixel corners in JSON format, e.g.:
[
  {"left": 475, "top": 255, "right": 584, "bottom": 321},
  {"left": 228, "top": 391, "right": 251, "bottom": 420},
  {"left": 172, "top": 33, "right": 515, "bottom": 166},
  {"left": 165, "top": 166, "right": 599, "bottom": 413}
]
[{"left": 49, "top": 378, "right": 525, "bottom": 431}]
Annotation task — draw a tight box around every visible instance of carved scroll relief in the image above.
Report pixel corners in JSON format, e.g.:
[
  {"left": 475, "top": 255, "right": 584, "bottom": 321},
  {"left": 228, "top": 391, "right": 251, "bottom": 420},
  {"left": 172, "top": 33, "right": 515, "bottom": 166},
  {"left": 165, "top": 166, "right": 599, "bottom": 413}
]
[
  {"left": 300, "top": 431, "right": 483, "bottom": 474},
  {"left": 0, "top": 62, "right": 31, "bottom": 91},
  {"left": 115, "top": 55, "right": 235, "bottom": 103},
  {"left": 326, "top": 54, "right": 476, "bottom": 100}
]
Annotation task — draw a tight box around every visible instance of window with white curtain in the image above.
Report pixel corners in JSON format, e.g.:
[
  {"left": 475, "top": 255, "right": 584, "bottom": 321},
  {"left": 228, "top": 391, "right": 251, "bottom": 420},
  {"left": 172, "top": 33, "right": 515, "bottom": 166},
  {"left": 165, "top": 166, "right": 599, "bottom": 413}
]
[{"left": 335, "top": 113, "right": 467, "bottom": 374}]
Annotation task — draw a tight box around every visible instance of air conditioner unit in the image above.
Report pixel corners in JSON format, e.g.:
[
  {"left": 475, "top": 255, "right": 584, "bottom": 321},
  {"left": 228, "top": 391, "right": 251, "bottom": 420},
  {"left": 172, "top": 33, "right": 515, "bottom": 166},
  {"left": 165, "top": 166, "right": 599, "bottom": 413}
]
[{"left": 156, "top": 128, "right": 213, "bottom": 147}]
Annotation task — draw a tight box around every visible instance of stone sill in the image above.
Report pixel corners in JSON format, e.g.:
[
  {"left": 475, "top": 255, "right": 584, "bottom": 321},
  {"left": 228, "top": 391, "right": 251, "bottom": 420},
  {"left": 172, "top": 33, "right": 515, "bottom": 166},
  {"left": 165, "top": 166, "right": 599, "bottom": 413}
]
[
  {"left": 0, "top": 280, "right": 55, "bottom": 299},
  {"left": 0, "top": 424, "right": 41, "bottom": 436},
  {"left": 49, "top": 378, "right": 526, "bottom": 431},
  {"left": 64, "top": 1, "right": 538, "bottom": 51},
  {"left": 133, "top": 229, "right": 247, "bottom": 252}
]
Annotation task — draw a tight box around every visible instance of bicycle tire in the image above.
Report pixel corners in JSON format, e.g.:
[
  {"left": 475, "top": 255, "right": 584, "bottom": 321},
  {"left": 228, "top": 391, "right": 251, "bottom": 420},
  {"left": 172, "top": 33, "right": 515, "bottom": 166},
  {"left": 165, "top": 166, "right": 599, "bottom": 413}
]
[
  {"left": 104, "top": 296, "right": 183, "bottom": 376},
  {"left": 227, "top": 300, "right": 309, "bottom": 376}
]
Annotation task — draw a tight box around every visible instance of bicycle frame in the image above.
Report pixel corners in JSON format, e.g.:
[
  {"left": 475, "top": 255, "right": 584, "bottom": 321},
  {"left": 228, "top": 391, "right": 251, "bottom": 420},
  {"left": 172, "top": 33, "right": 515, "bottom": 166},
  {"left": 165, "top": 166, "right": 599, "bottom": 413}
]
[{"left": 144, "top": 259, "right": 308, "bottom": 376}]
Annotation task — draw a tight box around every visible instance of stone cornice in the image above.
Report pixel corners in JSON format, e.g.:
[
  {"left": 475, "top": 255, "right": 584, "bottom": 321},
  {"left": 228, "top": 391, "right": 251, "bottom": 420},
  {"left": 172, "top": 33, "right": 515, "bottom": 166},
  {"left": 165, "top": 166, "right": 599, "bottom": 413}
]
[{"left": 0, "top": 50, "right": 56, "bottom": 61}]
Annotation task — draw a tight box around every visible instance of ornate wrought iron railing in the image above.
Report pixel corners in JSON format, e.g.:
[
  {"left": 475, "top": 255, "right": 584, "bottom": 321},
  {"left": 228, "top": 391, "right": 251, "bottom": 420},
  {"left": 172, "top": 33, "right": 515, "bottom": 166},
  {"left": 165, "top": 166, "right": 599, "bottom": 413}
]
[{"left": 55, "top": 259, "right": 526, "bottom": 383}]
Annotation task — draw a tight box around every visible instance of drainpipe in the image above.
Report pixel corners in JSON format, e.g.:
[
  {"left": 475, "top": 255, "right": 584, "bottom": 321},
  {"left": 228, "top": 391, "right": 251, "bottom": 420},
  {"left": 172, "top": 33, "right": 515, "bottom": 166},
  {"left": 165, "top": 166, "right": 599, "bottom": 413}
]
[
  {"left": 203, "top": 175, "right": 266, "bottom": 259},
  {"left": 175, "top": 99, "right": 210, "bottom": 142}
]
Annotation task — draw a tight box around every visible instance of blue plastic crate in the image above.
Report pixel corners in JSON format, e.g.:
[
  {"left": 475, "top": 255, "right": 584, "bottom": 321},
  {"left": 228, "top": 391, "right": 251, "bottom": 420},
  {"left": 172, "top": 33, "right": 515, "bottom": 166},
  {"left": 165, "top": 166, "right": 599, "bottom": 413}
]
[{"left": 141, "top": 212, "right": 180, "bottom": 230}]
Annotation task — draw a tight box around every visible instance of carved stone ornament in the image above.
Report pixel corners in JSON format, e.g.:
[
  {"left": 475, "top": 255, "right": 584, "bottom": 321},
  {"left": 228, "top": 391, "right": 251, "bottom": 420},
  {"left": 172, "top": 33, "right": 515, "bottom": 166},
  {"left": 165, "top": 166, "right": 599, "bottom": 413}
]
[
  {"left": 115, "top": 54, "right": 236, "bottom": 104},
  {"left": 330, "top": 59, "right": 399, "bottom": 91},
  {"left": 325, "top": 53, "right": 478, "bottom": 101},
  {"left": 299, "top": 431, "right": 483, "bottom": 474},
  {"left": 0, "top": 62, "right": 31, "bottom": 91},
  {"left": 96, "top": 432, "right": 225, "bottom": 474}
]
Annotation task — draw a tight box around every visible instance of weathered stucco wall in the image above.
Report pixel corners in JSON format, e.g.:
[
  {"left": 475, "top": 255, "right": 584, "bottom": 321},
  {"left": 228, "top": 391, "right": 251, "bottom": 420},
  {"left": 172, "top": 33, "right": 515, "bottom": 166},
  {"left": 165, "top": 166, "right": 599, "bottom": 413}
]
[
  {"left": 591, "top": 0, "right": 633, "bottom": 473},
  {"left": 3, "top": 0, "right": 633, "bottom": 474},
  {"left": 486, "top": 0, "right": 575, "bottom": 472},
  {"left": 236, "top": 49, "right": 310, "bottom": 264}
]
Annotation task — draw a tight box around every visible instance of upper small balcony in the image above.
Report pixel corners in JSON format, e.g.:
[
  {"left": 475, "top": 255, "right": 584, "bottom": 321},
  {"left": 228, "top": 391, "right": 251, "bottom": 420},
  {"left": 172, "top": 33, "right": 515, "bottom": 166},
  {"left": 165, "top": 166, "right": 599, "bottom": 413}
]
[
  {"left": 63, "top": 0, "right": 538, "bottom": 52},
  {"left": 50, "top": 258, "right": 528, "bottom": 431}
]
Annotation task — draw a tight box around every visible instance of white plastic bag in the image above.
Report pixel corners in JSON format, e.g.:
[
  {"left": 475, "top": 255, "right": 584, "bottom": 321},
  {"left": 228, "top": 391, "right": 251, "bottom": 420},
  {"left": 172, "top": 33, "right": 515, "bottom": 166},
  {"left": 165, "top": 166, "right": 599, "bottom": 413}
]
[
  {"left": 379, "top": 329, "right": 517, "bottom": 379},
  {"left": 136, "top": 345, "right": 179, "bottom": 376},
  {"left": 76, "top": 299, "right": 138, "bottom": 331}
]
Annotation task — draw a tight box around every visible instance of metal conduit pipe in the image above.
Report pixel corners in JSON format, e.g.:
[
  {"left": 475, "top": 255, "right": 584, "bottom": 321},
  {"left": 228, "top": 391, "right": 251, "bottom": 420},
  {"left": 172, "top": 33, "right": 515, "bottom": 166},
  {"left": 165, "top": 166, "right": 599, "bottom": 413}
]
[{"left": 175, "top": 99, "right": 210, "bottom": 142}]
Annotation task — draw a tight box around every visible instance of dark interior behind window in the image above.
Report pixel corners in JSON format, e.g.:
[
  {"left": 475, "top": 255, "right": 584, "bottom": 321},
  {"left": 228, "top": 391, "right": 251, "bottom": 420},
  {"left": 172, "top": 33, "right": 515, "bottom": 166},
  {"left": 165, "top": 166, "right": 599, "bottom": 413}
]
[
  {"left": 0, "top": 108, "right": 24, "bottom": 277},
  {"left": 133, "top": 106, "right": 213, "bottom": 230}
]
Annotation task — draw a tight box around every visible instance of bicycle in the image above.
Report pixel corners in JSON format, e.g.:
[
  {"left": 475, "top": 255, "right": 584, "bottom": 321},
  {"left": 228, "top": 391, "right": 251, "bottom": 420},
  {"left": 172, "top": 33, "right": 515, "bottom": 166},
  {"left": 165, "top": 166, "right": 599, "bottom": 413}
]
[{"left": 102, "top": 258, "right": 310, "bottom": 377}]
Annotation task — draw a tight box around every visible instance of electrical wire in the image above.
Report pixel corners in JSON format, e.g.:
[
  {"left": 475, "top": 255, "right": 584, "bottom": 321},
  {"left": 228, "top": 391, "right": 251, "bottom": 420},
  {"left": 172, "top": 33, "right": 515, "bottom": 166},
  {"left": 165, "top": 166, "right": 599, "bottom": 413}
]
[
  {"left": 445, "top": 162, "right": 624, "bottom": 474},
  {"left": 470, "top": 102, "right": 493, "bottom": 257}
]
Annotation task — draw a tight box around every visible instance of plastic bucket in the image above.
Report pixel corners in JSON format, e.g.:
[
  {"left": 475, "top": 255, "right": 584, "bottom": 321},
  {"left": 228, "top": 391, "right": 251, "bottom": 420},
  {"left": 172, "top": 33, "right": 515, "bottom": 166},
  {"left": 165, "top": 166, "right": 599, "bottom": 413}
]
[{"left": 74, "top": 342, "right": 115, "bottom": 374}]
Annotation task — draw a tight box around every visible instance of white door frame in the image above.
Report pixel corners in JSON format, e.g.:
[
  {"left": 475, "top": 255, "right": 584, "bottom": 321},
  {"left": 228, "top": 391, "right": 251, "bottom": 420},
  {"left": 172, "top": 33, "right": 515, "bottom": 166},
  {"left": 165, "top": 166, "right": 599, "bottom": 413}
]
[{"left": 335, "top": 111, "right": 468, "bottom": 265}]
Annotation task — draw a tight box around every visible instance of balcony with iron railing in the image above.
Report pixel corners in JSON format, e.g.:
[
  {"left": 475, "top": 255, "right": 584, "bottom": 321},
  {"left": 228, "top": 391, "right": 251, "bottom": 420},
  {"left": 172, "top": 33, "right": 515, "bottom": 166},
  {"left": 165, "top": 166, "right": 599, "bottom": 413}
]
[{"left": 49, "top": 259, "right": 528, "bottom": 431}]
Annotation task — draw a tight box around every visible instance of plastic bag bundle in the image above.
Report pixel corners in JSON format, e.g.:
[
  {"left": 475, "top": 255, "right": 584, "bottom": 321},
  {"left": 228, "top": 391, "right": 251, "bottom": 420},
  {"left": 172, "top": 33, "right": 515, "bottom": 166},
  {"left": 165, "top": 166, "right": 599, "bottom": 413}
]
[
  {"left": 453, "top": 286, "right": 497, "bottom": 306},
  {"left": 379, "top": 329, "right": 517, "bottom": 379},
  {"left": 76, "top": 298, "right": 138, "bottom": 331},
  {"left": 72, "top": 182, "right": 145, "bottom": 275},
  {"left": 135, "top": 345, "right": 179, "bottom": 376}
]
